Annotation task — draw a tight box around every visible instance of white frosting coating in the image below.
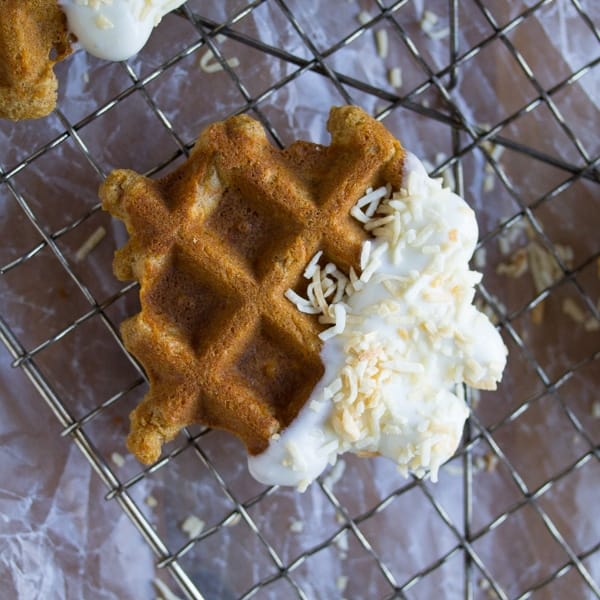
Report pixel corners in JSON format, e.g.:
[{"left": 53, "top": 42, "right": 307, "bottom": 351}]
[
  {"left": 59, "top": 0, "right": 186, "bottom": 61},
  {"left": 248, "top": 152, "right": 507, "bottom": 490}
]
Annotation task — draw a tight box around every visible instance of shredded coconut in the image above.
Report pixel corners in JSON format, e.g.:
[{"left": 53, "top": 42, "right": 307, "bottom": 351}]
[
  {"left": 199, "top": 48, "right": 240, "bottom": 73},
  {"left": 289, "top": 519, "right": 304, "bottom": 533},
  {"left": 357, "top": 11, "right": 371, "bottom": 26},
  {"left": 180, "top": 515, "right": 205, "bottom": 539},
  {"left": 420, "top": 10, "right": 449, "bottom": 40},
  {"left": 496, "top": 248, "right": 528, "bottom": 278},
  {"left": 427, "top": 27, "right": 450, "bottom": 40},
  {"left": 110, "top": 452, "right": 125, "bottom": 467},
  {"left": 145, "top": 495, "right": 158, "bottom": 508},
  {"left": 375, "top": 30, "right": 389, "bottom": 58},
  {"left": 94, "top": 14, "right": 114, "bottom": 29},
  {"left": 253, "top": 153, "right": 507, "bottom": 490},
  {"left": 388, "top": 67, "right": 403, "bottom": 89},
  {"left": 75, "top": 226, "right": 106, "bottom": 262},
  {"left": 585, "top": 317, "right": 599, "bottom": 332},
  {"left": 225, "top": 513, "right": 242, "bottom": 527},
  {"left": 336, "top": 575, "right": 349, "bottom": 592}
]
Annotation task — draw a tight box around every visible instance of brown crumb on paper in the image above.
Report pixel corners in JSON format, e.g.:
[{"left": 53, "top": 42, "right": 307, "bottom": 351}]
[{"left": 483, "top": 452, "right": 499, "bottom": 473}]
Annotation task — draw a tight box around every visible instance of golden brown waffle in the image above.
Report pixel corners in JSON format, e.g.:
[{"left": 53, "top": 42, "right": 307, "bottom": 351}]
[
  {"left": 0, "top": 0, "right": 72, "bottom": 121},
  {"left": 100, "top": 106, "right": 405, "bottom": 464}
]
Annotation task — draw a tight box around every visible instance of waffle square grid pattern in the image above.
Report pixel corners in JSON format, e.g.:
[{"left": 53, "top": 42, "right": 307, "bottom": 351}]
[{"left": 100, "top": 107, "right": 403, "bottom": 465}]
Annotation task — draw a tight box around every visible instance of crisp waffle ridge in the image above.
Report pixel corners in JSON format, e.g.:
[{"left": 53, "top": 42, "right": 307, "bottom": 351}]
[{"left": 100, "top": 106, "right": 405, "bottom": 464}]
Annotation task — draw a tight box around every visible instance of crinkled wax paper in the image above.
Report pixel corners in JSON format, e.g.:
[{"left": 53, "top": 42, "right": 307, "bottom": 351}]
[{"left": 1, "top": 1, "right": 599, "bottom": 599}]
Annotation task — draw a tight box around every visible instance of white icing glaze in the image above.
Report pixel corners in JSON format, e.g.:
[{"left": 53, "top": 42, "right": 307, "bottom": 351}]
[
  {"left": 59, "top": 0, "right": 186, "bottom": 61},
  {"left": 248, "top": 152, "right": 507, "bottom": 490}
]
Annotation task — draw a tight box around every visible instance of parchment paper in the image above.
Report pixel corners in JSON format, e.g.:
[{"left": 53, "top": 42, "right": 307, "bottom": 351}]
[{"left": 1, "top": 1, "right": 598, "bottom": 599}]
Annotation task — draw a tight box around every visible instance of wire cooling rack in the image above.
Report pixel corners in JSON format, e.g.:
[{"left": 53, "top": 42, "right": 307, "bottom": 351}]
[{"left": 1, "top": 1, "right": 599, "bottom": 598}]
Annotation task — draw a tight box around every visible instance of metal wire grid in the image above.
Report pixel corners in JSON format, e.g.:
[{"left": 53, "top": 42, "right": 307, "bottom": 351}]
[{"left": 0, "top": 0, "right": 599, "bottom": 598}]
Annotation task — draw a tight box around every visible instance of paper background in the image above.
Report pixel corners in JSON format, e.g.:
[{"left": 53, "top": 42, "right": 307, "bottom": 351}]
[{"left": 0, "top": 1, "right": 598, "bottom": 598}]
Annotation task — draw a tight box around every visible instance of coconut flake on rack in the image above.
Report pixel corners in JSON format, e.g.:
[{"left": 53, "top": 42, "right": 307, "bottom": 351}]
[{"left": 248, "top": 152, "right": 507, "bottom": 491}]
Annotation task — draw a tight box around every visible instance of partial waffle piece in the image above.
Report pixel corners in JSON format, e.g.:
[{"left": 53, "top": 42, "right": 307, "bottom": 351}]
[
  {"left": 101, "top": 106, "right": 405, "bottom": 464},
  {"left": 0, "top": 0, "right": 72, "bottom": 120}
]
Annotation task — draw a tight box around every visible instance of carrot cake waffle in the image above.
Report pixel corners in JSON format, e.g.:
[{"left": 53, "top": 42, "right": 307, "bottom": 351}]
[{"left": 101, "top": 106, "right": 507, "bottom": 489}]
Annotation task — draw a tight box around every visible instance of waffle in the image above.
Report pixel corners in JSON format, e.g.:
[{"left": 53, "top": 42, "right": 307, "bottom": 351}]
[
  {"left": 0, "top": 0, "right": 72, "bottom": 121},
  {"left": 101, "top": 106, "right": 405, "bottom": 464}
]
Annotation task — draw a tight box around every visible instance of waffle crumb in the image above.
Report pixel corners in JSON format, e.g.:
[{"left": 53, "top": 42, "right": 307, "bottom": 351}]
[
  {"left": 483, "top": 452, "right": 499, "bottom": 473},
  {"left": 180, "top": 515, "right": 205, "bottom": 539}
]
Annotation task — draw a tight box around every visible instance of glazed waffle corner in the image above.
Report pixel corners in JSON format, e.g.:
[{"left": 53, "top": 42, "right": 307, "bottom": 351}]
[{"left": 100, "top": 105, "right": 406, "bottom": 465}]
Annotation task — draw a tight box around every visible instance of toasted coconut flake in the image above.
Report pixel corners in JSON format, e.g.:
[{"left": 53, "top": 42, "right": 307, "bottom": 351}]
[
  {"left": 375, "top": 29, "right": 389, "bottom": 58},
  {"left": 75, "top": 226, "right": 106, "bottom": 262},
  {"left": 389, "top": 66, "right": 402, "bottom": 88}
]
